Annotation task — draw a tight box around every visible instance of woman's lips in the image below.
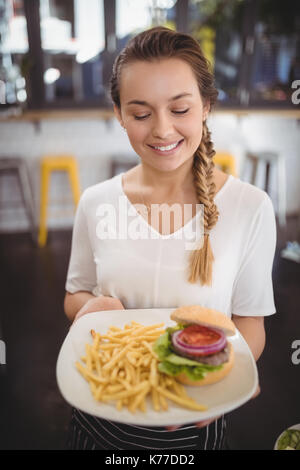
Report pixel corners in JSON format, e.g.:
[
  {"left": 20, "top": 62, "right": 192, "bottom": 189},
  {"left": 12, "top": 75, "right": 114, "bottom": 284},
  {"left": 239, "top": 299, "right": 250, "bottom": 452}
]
[{"left": 147, "top": 139, "right": 184, "bottom": 155}]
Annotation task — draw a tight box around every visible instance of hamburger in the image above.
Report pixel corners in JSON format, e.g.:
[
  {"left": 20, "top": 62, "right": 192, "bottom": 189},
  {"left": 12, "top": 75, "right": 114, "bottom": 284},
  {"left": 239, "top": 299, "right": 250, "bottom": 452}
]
[{"left": 153, "top": 305, "right": 236, "bottom": 386}]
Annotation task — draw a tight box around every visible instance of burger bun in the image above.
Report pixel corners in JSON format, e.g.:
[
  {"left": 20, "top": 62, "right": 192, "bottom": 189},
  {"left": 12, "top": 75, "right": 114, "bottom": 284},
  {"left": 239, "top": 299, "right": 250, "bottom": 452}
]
[
  {"left": 175, "top": 342, "right": 234, "bottom": 386},
  {"left": 171, "top": 305, "right": 236, "bottom": 337}
]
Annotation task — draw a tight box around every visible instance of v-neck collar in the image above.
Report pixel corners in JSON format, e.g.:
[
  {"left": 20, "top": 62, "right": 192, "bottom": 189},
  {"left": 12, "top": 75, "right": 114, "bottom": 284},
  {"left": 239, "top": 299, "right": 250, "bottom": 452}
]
[{"left": 117, "top": 172, "right": 233, "bottom": 239}]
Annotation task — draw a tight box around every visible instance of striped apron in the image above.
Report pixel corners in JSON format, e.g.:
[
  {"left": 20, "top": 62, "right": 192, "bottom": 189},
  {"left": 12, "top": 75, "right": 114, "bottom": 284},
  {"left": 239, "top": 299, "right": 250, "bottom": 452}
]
[{"left": 66, "top": 408, "right": 227, "bottom": 450}]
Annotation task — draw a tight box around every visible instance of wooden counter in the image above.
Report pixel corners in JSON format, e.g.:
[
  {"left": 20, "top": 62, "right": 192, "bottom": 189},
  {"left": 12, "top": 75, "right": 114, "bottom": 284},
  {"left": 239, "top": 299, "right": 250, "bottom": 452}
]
[{"left": 0, "top": 107, "right": 299, "bottom": 122}]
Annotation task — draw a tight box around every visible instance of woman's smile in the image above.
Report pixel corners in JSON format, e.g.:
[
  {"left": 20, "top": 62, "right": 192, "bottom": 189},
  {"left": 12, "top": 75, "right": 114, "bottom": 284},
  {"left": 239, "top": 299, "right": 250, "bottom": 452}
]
[{"left": 147, "top": 138, "right": 184, "bottom": 155}]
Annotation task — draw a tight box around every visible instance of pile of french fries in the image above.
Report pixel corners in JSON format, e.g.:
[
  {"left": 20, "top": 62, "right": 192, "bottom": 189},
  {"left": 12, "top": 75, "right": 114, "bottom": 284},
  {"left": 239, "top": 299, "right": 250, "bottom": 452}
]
[{"left": 75, "top": 321, "right": 207, "bottom": 414}]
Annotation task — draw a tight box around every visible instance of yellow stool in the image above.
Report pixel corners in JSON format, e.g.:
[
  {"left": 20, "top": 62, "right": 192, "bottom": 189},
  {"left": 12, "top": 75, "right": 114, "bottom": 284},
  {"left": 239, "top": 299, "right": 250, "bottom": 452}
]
[
  {"left": 38, "top": 155, "right": 81, "bottom": 247},
  {"left": 213, "top": 152, "right": 237, "bottom": 177}
]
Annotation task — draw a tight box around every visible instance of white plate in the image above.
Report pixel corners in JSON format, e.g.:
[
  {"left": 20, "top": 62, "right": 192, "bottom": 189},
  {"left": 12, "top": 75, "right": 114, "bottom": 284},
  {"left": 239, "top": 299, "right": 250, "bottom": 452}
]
[
  {"left": 274, "top": 424, "right": 300, "bottom": 450},
  {"left": 56, "top": 308, "right": 258, "bottom": 426}
]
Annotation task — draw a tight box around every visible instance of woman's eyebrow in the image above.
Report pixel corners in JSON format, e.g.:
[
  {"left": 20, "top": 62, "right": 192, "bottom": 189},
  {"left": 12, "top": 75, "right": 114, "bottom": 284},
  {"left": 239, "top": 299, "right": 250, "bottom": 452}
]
[{"left": 126, "top": 93, "right": 193, "bottom": 106}]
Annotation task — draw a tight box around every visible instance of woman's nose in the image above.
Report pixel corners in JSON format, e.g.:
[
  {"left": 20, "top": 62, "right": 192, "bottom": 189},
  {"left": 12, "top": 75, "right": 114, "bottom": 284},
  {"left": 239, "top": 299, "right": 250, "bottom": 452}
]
[{"left": 152, "top": 114, "right": 174, "bottom": 139}]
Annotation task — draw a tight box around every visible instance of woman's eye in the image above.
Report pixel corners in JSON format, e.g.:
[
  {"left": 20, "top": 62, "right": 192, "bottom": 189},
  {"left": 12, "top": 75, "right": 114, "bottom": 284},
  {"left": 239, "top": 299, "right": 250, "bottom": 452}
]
[
  {"left": 173, "top": 109, "right": 189, "bottom": 115},
  {"left": 133, "top": 109, "right": 189, "bottom": 120},
  {"left": 134, "top": 114, "right": 150, "bottom": 120}
]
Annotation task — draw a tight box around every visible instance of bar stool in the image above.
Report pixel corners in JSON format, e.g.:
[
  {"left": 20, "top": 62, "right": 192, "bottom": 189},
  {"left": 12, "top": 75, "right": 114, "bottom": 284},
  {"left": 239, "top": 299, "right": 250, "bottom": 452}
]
[
  {"left": 0, "top": 157, "right": 37, "bottom": 243},
  {"left": 244, "top": 151, "right": 286, "bottom": 227},
  {"left": 110, "top": 155, "right": 138, "bottom": 178},
  {"left": 213, "top": 152, "right": 237, "bottom": 177},
  {"left": 38, "top": 155, "right": 81, "bottom": 247}
]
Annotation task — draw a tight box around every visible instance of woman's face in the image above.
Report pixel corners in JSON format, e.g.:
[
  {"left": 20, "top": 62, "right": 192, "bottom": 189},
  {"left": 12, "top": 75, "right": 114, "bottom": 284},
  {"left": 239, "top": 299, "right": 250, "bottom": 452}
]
[{"left": 115, "top": 58, "right": 209, "bottom": 173}]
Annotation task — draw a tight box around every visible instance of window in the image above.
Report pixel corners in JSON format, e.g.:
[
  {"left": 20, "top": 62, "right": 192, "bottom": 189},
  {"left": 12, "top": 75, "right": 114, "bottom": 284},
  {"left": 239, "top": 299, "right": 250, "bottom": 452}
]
[
  {"left": 0, "top": 0, "right": 28, "bottom": 106},
  {"left": 187, "top": 0, "right": 300, "bottom": 107},
  {"left": 188, "top": 0, "right": 245, "bottom": 106},
  {"left": 116, "top": 0, "right": 177, "bottom": 49},
  {"left": 0, "top": 0, "right": 298, "bottom": 110},
  {"left": 40, "top": 0, "right": 105, "bottom": 105},
  {"left": 116, "top": 0, "right": 152, "bottom": 40},
  {"left": 249, "top": 0, "right": 300, "bottom": 105}
]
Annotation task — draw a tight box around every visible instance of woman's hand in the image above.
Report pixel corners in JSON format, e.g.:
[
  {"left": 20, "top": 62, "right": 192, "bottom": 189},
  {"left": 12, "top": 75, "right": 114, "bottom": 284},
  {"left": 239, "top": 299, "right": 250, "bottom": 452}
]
[
  {"left": 74, "top": 295, "right": 125, "bottom": 323},
  {"left": 166, "top": 383, "right": 261, "bottom": 431},
  {"left": 251, "top": 383, "right": 261, "bottom": 399},
  {"left": 166, "top": 416, "right": 220, "bottom": 431},
  {"left": 166, "top": 415, "right": 221, "bottom": 432}
]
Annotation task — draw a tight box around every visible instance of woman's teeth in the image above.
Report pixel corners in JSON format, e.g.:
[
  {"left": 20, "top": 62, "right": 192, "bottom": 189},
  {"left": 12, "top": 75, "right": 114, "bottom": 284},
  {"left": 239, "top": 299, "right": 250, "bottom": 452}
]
[{"left": 153, "top": 141, "right": 180, "bottom": 151}]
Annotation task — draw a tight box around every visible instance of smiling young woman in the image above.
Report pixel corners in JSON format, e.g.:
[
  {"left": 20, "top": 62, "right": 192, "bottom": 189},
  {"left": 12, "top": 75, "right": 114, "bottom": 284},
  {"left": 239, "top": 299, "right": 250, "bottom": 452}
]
[
  {"left": 64, "top": 26, "right": 277, "bottom": 450},
  {"left": 111, "top": 30, "right": 220, "bottom": 287}
]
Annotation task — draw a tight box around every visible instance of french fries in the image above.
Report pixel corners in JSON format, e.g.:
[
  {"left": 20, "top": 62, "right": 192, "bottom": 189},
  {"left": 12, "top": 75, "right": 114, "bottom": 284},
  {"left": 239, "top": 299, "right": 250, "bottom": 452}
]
[{"left": 75, "top": 321, "right": 207, "bottom": 414}]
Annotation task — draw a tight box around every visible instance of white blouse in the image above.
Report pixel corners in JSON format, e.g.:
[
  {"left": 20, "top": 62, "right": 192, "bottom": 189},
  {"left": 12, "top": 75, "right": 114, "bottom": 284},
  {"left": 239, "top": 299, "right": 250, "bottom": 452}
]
[{"left": 65, "top": 171, "right": 277, "bottom": 318}]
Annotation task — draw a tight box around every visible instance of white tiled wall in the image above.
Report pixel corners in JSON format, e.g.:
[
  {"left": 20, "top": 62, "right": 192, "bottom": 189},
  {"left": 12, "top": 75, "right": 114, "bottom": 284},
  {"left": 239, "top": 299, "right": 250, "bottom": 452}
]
[
  {"left": 0, "top": 118, "right": 136, "bottom": 232},
  {"left": 0, "top": 113, "right": 299, "bottom": 233},
  {"left": 209, "top": 113, "right": 300, "bottom": 216}
]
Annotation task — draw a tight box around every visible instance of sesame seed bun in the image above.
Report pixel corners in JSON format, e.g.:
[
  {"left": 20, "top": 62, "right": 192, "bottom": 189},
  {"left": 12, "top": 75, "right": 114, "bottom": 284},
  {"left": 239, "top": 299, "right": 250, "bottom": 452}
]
[{"left": 170, "top": 305, "right": 236, "bottom": 337}]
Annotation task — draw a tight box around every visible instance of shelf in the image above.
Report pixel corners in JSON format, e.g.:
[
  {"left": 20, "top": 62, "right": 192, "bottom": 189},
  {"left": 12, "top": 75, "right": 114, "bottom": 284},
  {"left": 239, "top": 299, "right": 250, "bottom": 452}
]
[
  {"left": 0, "top": 108, "right": 115, "bottom": 122},
  {"left": 0, "top": 107, "right": 299, "bottom": 122}
]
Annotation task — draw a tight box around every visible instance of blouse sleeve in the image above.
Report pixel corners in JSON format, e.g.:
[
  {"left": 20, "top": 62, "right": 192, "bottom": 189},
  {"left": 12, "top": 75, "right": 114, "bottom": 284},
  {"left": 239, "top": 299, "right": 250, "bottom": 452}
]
[
  {"left": 65, "top": 190, "right": 97, "bottom": 294},
  {"left": 231, "top": 194, "right": 277, "bottom": 317}
]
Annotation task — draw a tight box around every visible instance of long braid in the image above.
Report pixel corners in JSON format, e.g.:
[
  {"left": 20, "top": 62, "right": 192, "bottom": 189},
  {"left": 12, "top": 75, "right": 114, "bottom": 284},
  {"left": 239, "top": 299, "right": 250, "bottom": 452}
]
[{"left": 188, "top": 122, "right": 219, "bottom": 286}]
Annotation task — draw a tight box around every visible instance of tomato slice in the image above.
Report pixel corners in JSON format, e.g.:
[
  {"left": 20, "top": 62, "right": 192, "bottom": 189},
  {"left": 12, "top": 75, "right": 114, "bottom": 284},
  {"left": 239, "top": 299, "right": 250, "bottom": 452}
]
[{"left": 179, "top": 325, "right": 221, "bottom": 347}]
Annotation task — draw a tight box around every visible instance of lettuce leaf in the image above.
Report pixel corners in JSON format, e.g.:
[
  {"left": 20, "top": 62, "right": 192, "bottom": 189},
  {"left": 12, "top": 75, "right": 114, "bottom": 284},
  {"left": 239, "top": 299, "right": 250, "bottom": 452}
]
[
  {"left": 153, "top": 327, "right": 223, "bottom": 383},
  {"left": 152, "top": 332, "right": 172, "bottom": 360},
  {"left": 152, "top": 325, "right": 187, "bottom": 360}
]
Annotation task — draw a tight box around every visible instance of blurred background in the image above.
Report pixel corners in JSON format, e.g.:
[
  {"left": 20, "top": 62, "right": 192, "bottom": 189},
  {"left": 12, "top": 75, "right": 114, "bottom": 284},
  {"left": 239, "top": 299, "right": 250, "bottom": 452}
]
[{"left": 0, "top": 0, "right": 299, "bottom": 450}]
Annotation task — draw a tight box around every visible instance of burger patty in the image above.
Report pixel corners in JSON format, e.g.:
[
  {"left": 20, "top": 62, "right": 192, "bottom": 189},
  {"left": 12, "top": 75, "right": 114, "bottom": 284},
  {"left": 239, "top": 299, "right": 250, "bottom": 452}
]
[{"left": 173, "top": 345, "right": 230, "bottom": 366}]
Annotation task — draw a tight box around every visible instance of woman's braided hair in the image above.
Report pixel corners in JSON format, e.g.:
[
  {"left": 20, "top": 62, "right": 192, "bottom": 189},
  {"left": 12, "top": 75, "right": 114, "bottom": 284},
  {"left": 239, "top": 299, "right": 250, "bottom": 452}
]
[{"left": 110, "top": 27, "right": 219, "bottom": 286}]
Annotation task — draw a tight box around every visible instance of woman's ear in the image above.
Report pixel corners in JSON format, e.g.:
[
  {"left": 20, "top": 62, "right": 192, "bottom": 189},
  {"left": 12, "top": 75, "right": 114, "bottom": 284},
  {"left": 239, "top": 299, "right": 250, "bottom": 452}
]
[
  {"left": 113, "top": 105, "right": 124, "bottom": 128},
  {"left": 203, "top": 101, "right": 210, "bottom": 122}
]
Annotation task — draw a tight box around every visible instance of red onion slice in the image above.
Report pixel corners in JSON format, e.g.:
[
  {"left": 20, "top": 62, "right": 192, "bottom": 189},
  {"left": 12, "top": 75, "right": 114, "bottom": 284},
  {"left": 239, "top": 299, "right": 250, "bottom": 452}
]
[{"left": 172, "top": 326, "right": 227, "bottom": 356}]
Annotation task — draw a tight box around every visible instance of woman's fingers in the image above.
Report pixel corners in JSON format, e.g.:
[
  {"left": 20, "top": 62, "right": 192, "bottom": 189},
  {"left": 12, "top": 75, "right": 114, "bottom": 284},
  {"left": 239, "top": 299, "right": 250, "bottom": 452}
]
[
  {"left": 166, "top": 425, "right": 181, "bottom": 431},
  {"left": 166, "top": 387, "right": 259, "bottom": 432},
  {"left": 73, "top": 296, "right": 125, "bottom": 323},
  {"left": 166, "top": 415, "right": 221, "bottom": 431},
  {"left": 195, "top": 416, "right": 220, "bottom": 428},
  {"left": 251, "top": 384, "right": 261, "bottom": 399}
]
